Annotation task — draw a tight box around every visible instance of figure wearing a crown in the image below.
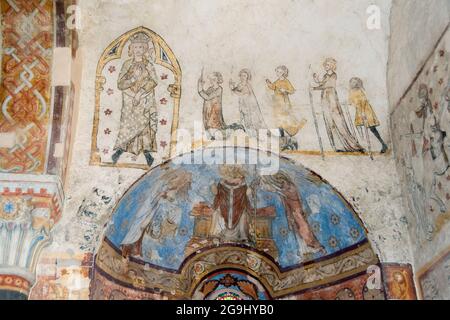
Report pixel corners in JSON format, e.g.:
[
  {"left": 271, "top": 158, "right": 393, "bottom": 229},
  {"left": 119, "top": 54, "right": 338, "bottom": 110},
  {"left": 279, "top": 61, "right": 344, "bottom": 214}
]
[{"left": 112, "top": 32, "right": 158, "bottom": 166}]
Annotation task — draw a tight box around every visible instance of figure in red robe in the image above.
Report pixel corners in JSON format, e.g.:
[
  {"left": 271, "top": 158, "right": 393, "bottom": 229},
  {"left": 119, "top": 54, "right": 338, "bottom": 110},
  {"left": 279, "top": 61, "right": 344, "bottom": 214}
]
[
  {"left": 209, "top": 165, "right": 253, "bottom": 242},
  {"left": 260, "top": 172, "right": 324, "bottom": 255}
]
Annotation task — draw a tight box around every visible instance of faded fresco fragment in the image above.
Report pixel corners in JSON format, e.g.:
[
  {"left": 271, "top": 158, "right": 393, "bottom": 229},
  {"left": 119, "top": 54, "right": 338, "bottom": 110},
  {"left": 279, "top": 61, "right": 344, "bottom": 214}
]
[
  {"left": 391, "top": 34, "right": 450, "bottom": 244},
  {"left": 418, "top": 248, "right": 450, "bottom": 300}
]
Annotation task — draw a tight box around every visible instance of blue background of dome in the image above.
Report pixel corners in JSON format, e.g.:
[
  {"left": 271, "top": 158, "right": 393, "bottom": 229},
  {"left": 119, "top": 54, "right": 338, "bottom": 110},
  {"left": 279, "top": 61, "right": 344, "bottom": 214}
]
[{"left": 106, "top": 148, "right": 366, "bottom": 271}]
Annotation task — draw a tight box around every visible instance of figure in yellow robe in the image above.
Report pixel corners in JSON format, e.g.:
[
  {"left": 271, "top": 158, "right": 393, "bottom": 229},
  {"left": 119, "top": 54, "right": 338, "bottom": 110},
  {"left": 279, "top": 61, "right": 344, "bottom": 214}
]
[
  {"left": 266, "top": 66, "right": 305, "bottom": 150},
  {"left": 348, "top": 77, "right": 388, "bottom": 153}
]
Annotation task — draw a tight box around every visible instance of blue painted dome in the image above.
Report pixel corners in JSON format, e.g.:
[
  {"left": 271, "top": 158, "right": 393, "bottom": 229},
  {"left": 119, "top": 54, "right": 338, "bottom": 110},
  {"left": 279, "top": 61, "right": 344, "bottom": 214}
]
[{"left": 105, "top": 147, "right": 368, "bottom": 271}]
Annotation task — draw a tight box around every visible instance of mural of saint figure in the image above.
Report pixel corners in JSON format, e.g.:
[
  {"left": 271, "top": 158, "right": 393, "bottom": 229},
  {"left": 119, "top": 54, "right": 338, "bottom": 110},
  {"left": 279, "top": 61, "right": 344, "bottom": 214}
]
[
  {"left": 111, "top": 32, "right": 158, "bottom": 166},
  {"left": 120, "top": 168, "right": 192, "bottom": 258},
  {"left": 209, "top": 165, "right": 253, "bottom": 242},
  {"left": 259, "top": 172, "right": 324, "bottom": 256},
  {"left": 198, "top": 72, "right": 227, "bottom": 140},
  {"left": 266, "top": 65, "right": 303, "bottom": 151},
  {"left": 229, "top": 69, "right": 267, "bottom": 137},
  {"left": 313, "top": 58, "right": 363, "bottom": 152},
  {"left": 348, "top": 77, "right": 388, "bottom": 153}
]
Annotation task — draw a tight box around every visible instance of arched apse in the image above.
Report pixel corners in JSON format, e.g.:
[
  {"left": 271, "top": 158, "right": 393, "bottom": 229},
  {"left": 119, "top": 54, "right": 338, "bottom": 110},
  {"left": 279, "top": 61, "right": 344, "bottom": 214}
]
[{"left": 91, "top": 147, "right": 379, "bottom": 299}]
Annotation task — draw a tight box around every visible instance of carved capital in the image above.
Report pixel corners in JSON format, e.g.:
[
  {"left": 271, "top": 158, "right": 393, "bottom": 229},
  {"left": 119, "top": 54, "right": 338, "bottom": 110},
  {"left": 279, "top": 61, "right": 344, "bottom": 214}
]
[{"left": 0, "top": 174, "right": 64, "bottom": 297}]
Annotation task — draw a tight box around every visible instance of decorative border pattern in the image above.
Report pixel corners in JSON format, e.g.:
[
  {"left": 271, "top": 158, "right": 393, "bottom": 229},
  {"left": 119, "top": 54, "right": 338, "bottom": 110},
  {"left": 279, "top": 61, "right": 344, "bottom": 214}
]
[
  {"left": 417, "top": 246, "right": 450, "bottom": 299},
  {"left": 93, "top": 239, "right": 378, "bottom": 299},
  {"left": 382, "top": 263, "right": 417, "bottom": 300},
  {"left": 0, "top": 0, "right": 54, "bottom": 173},
  {"left": 0, "top": 274, "right": 31, "bottom": 296}
]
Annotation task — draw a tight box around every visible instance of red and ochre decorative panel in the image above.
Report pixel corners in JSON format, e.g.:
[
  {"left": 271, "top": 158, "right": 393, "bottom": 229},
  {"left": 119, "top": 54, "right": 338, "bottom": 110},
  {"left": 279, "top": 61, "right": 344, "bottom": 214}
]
[
  {"left": 0, "top": 0, "right": 54, "bottom": 173},
  {"left": 382, "top": 263, "right": 417, "bottom": 300},
  {"left": 0, "top": 274, "right": 31, "bottom": 296}
]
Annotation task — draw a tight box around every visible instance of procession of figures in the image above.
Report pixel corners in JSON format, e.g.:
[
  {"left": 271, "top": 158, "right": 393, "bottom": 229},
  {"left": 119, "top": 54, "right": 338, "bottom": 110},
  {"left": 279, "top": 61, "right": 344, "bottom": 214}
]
[
  {"left": 97, "top": 30, "right": 389, "bottom": 167},
  {"left": 198, "top": 58, "right": 388, "bottom": 155}
]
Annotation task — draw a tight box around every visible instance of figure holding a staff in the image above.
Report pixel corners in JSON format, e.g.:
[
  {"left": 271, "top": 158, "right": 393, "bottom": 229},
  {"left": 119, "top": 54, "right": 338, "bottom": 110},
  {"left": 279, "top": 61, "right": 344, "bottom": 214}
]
[
  {"left": 312, "top": 58, "right": 363, "bottom": 153},
  {"left": 348, "top": 77, "right": 388, "bottom": 154}
]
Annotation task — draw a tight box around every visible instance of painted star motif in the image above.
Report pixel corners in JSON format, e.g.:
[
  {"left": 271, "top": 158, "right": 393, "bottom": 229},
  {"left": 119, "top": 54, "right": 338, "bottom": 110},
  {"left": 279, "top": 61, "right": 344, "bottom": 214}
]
[
  {"left": 161, "top": 74, "right": 168, "bottom": 80},
  {"left": 104, "top": 128, "right": 111, "bottom": 135},
  {"left": 104, "top": 108, "right": 112, "bottom": 116},
  {"left": 160, "top": 119, "right": 167, "bottom": 125},
  {"left": 108, "top": 66, "right": 116, "bottom": 73},
  {"left": 160, "top": 97, "right": 168, "bottom": 105},
  {"left": 102, "top": 148, "right": 109, "bottom": 155},
  {"left": 107, "top": 88, "right": 114, "bottom": 95},
  {"left": 3, "top": 202, "right": 14, "bottom": 214},
  {"left": 160, "top": 141, "right": 167, "bottom": 148}
]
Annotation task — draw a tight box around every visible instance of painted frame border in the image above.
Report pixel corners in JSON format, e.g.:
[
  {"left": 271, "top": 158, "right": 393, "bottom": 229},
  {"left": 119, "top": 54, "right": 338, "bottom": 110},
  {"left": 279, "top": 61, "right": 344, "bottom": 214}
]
[{"left": 90, "top": 26, "right": 182, "bottom": 170}]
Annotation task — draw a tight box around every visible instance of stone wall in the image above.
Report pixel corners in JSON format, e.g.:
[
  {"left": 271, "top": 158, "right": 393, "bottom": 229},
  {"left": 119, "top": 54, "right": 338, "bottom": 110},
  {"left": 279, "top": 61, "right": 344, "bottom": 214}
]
[
  {"left": 30, "top": 0, "right": 416, "bottom": 299},
  {"left": 3, "top": 0, "right": 449, "bottom": 300},
  {"left": 388, "top": 0, "right": 450, "bottom": 299}
]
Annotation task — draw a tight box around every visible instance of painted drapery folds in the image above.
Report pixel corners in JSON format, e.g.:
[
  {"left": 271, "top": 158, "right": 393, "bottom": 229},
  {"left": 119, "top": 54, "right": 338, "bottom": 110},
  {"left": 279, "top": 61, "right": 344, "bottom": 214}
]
[
  {"left": 2, "top": 0, "right": 445, "bottom": 301},
  {"left": 0, "top": 0, "right": 54, "bottom": 174},
  {"left": 92, "top": 147, "right": 382, "bottom": 299},
  {"left": 91, "top": 26, "right": 182, "bottom": 170}
]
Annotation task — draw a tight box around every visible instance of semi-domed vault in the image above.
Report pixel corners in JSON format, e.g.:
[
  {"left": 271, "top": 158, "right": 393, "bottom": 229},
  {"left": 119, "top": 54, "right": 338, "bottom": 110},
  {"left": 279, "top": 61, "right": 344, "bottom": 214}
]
[{"left": 91, "top": 147, "right": 380, "bottom": 300}]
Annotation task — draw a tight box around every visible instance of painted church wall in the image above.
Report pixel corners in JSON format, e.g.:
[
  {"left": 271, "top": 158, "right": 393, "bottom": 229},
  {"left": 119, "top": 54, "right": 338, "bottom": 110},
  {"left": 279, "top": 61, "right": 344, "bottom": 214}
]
[
  {"left": 390, "top": 30, "right": 450, "bottom": 299},
  {"left": 387, "top": 0, "right": 450, "bottom": 300},
  {"left": 387, "top": 0, "right": 450, "bottom": 112},
  {"left": 22, "top": 0, "right": 417, "bottom": 299}
]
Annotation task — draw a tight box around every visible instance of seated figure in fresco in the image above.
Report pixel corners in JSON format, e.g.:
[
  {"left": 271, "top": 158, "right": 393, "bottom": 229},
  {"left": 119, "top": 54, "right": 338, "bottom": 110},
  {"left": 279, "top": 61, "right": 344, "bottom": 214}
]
[
  {"left": 209, "top": 165, "right": 254, "bottom": 243},
  {"left": 111, "top": 32, "right": 159, "bottom": 167},
  {"left": 229, "top": 69, "right": 268, "bottom": 138},
  {"left": 348, "top": 77, "right": 388, "bottom": 153},
  {"left": 120, "top": 168, "right": 192, "bottom": 258},
  {"left": 259, "top": 172, "right": 325, "bottom": 257},
  {"left": 312, "top": 58, "right": 364, "bottom": 153},
  {"left": 266, "top": 65, "right": 304, "bottom": 151}
]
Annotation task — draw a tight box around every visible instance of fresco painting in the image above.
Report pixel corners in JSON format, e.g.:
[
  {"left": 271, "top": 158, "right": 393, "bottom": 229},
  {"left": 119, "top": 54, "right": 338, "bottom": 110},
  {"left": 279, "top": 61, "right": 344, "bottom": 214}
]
[
  {"left": 418, "top": 248, "right": 450, "bottom": 300},
  {"left": 91, "top": 27, "right": 181, "bottom": 169},
  {"left": 391, "top": 36, "right": 449, "bottom": 243},
  {"left": 3, "top": 0, "right": 450, "bottom": 301},
  {"left": 105, "top": 148, "right": 367, "bottom": 270},
  {"left": 89, "top": 147, "right": 379, "bottom": 298}
]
